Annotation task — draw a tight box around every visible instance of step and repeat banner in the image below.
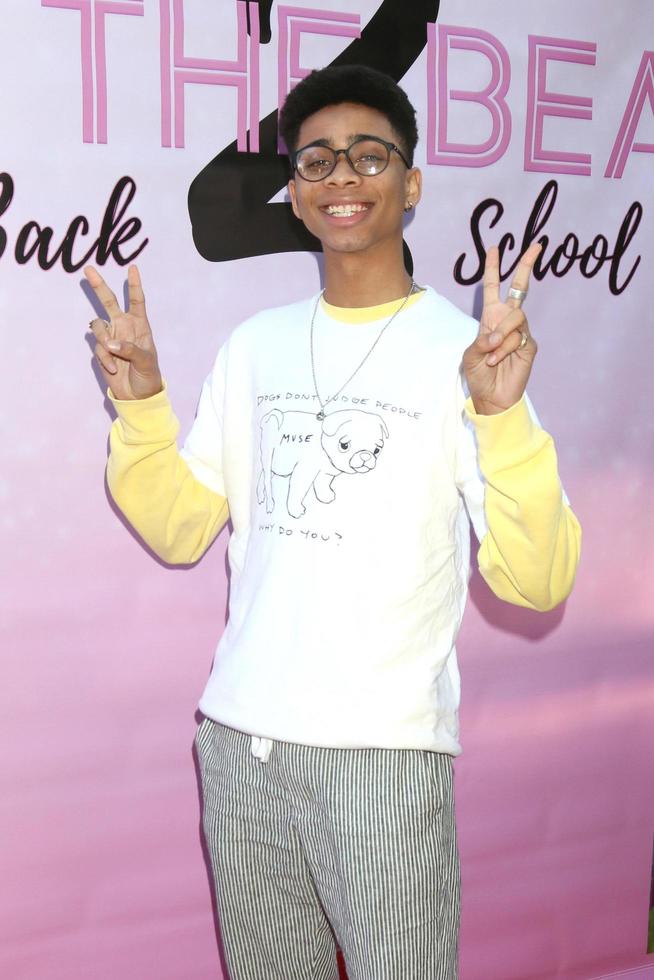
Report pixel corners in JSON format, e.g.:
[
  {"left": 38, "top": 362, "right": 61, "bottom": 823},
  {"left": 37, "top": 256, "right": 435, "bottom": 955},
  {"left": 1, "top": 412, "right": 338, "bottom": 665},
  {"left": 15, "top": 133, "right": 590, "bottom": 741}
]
[{"left": 1, "top": 2, "right": 652, "bottom": 978}]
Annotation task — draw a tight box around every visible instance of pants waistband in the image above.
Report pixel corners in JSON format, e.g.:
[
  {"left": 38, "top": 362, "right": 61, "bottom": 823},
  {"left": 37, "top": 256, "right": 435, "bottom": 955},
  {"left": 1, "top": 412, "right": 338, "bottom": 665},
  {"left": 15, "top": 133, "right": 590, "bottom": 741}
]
[{"left": 250, "top": 735, "right": 273, "bottom": 763}]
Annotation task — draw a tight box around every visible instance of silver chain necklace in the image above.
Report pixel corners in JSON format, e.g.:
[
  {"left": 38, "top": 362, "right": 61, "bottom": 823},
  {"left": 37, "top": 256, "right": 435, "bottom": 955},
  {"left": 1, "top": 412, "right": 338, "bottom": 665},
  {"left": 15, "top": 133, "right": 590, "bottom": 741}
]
[{"left": 310, "top": 279, "right": 417, "bottom": 421}]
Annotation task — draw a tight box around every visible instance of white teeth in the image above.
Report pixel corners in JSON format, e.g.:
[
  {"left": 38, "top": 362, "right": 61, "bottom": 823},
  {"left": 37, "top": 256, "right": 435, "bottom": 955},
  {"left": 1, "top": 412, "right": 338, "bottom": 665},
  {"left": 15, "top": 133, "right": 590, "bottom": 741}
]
[{"left": 324, "top": 204, "right": 368, "bottom": 216}]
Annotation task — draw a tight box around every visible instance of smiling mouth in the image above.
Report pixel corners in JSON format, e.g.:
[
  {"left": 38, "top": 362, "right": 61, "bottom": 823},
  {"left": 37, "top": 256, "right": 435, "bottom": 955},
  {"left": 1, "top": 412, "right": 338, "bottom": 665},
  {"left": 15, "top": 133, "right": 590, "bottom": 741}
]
[{"left": 321, "top": 203, "right": 370, "bottom": 218}]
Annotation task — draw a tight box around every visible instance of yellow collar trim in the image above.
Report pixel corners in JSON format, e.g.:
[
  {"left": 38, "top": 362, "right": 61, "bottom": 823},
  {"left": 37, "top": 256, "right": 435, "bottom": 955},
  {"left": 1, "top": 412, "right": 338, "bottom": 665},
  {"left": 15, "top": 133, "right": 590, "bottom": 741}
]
[{"left": 320, "top": 289, "right": 425, "bottom": 323}]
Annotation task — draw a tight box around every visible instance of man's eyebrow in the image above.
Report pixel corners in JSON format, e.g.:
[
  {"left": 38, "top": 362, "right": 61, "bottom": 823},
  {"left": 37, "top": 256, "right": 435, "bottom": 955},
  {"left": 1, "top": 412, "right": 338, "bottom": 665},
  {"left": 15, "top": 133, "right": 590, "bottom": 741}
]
[
  {"left": 302, "top": 133, "right": 378, "bottom": 148},
  {"left": 342, "top": 133, "right": 379, "bottom": 144}
]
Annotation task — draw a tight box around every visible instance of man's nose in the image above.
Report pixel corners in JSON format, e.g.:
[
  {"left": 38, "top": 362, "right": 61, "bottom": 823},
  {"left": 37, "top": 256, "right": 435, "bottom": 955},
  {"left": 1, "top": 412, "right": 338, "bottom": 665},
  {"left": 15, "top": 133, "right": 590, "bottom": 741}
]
[{"left": 326, "top": 151, "right": 360, "bottom": 183}]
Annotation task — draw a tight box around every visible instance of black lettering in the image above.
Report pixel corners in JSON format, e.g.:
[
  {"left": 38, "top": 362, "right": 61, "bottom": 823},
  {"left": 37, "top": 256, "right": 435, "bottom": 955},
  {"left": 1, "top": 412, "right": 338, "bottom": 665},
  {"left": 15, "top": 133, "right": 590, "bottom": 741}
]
[
  {"left": 9, "top": 174, "right": 148, "bottom": 272},
  {"left": 0, "top": 172, "right": 14, "bottom": 260},
  {"left": 523, "top": 180, "right": 558, "bottom": 282},
  {"left": 609, "top": 202, "right": 642, "bottom": 296},
  {"left": 56, "top": 215, "right": 93, "bottom": 271},
  {"left": 15, "top": 221, "right": 49, "bottom": 265},
  {"left": 547, "top": 232, "right": 580, "bottom": 278},
  {"left": 453, "top": 198, "right": 503, "bottom": 285},
  {"left": 95, "top": 176, "right": 148, "bottom": 265},
  {"left": 14, "top": 216, "right": 94, "bottom": 271},
  {"left": 579, "top": 234, "right": 609, "bottom": 278},
  {"left": 455, "top": 179, "right": 641, "bottom": 294}
]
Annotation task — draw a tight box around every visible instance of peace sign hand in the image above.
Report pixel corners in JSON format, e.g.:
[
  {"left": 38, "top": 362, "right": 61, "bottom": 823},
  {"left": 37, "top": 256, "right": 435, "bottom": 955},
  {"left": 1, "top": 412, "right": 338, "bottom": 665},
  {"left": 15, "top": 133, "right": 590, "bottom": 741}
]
[
  {"left": 85, "top": 264, "right": 163, "bottom": 401},
  {"left": 462, "top": 243, "right": 541, "bottom": 415}
]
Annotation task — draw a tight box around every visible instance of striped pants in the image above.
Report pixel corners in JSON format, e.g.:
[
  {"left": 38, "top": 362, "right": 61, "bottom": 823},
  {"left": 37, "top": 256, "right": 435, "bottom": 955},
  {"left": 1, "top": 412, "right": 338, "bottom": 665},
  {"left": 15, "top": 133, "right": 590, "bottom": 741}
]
[{"left": 196, "top": 720, "right": 460, "bottom": 980}]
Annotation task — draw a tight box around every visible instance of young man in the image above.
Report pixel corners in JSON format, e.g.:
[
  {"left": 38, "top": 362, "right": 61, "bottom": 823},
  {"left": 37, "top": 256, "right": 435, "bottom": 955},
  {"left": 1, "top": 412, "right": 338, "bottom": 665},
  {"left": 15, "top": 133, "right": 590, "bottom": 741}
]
[{"left": 87, "top": 66, "right": 580, "bottom": 980}]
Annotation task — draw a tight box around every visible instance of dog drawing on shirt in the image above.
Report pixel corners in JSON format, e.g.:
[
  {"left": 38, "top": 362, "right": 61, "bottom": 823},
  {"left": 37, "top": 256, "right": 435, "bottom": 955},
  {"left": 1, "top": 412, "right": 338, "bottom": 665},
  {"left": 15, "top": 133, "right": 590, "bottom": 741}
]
[{"left": 257, "top": 409, "right": 389, "bottom": 518}]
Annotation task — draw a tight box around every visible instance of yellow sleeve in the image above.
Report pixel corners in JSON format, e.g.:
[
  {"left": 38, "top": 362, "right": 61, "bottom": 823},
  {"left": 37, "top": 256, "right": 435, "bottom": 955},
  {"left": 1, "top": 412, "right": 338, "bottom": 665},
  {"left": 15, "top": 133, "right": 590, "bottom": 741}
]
[
  {"left": 106, "top": 386, "right": 229, "bottom": 565},
  {"left": 466, "top": 396, "right": 581, "bottom": 611}
]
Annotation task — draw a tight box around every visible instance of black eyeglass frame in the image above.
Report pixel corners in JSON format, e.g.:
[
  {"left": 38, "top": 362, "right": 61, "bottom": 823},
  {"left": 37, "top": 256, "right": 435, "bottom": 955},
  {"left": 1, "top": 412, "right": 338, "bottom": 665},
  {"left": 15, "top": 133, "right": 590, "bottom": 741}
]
[{"left": 290, "top": 134, "right": 411, "bottom": 181}]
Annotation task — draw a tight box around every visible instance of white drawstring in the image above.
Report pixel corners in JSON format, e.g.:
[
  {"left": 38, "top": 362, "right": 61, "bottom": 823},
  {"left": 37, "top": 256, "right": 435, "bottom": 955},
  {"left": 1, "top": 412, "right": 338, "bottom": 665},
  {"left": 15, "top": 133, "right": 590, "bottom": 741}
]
[{"left": 250, "top": 735, "right": 273, "bottom": 763}]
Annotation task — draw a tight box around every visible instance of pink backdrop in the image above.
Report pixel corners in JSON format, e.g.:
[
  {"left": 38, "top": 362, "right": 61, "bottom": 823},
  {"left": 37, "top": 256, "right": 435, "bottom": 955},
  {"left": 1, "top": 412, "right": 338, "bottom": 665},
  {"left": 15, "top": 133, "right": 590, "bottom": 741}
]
[{"left": 1, "top": 2, "right": 653, "bottom": 978}]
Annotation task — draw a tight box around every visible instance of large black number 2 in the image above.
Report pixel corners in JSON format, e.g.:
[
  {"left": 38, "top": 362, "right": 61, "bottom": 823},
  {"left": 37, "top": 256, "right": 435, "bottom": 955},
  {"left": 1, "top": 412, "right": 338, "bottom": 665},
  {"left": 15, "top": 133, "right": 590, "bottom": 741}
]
[{"left": 188, "top": 0, "right": 440, "bottom": 269}]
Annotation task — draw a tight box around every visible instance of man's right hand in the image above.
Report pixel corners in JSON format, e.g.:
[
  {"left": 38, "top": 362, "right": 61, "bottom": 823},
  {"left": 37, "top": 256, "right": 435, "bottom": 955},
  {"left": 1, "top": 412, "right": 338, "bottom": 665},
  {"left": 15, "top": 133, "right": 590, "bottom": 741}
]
[{"left": 85, "top": 264, "right": 163, "bottom": 400}]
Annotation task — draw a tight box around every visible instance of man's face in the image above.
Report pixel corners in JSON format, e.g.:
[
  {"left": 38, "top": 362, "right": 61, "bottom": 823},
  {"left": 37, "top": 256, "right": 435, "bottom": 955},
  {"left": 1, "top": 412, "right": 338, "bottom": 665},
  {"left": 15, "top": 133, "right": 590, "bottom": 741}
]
[{"left": 287, "top": 102, "right": 421, "bottom": 258}]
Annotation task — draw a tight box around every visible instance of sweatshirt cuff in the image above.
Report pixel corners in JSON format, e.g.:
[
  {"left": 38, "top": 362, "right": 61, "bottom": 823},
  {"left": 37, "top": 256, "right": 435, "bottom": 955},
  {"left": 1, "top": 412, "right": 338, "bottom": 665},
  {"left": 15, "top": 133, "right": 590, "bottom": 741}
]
[
  {"left": 464, "top": 395, "right": 545, "bottom": 473},
  {"left": 108, "top": 382, "right": 178, "bottom": 443}
]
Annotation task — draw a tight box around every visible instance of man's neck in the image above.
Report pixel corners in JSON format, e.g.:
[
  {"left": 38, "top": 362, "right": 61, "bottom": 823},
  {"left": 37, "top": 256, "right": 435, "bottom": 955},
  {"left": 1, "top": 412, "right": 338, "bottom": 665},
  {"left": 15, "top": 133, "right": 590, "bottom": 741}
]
[{"left": 321, "top": 246, "right": 413, "bottom": 308}]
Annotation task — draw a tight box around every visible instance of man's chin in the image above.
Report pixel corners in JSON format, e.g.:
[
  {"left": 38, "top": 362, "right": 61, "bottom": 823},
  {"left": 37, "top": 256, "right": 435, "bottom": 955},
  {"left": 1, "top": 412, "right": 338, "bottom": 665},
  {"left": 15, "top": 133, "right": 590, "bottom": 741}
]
[{"left": 320, "top": 232, "right": 372, "bottom": 255}]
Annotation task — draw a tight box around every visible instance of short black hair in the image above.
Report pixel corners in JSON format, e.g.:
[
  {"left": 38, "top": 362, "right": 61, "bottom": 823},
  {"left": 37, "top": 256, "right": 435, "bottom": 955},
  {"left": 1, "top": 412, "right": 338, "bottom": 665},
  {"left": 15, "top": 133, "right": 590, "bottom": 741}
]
[{"left": 279, "top": 65, "right": 418, "bottom": 166}]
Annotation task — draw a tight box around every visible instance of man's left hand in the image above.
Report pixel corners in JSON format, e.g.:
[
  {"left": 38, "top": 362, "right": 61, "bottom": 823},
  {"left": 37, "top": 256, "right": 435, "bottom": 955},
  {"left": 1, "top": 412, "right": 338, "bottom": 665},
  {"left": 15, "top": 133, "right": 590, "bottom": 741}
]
[{"left": 463, "top": 243, "right": 542, "bottom": 416}]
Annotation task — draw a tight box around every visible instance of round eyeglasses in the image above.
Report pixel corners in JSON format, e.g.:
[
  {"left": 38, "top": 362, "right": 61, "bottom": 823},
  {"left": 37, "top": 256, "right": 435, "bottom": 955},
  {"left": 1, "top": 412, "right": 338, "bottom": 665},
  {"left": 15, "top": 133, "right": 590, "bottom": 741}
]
[{"left": 291, "top": 135, "right": 411, "bottom": 182}]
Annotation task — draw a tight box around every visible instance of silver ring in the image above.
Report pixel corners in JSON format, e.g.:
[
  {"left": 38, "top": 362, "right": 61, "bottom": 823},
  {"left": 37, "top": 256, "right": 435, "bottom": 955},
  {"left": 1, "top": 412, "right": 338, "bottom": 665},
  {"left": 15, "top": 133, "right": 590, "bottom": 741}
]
[
  {"left": 519, "top": 331, "right": 529, "bottom": 350},
  {"left": 508, "top": 287, "right": 528, "bottom": 305}
]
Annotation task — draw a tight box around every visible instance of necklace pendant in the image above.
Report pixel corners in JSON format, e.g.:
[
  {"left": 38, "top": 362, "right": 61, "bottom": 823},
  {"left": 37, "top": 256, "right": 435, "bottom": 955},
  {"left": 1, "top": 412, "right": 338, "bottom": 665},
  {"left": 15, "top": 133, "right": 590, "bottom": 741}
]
[{"left": 316, "top": 410, "right": 325, "bottom": 421}]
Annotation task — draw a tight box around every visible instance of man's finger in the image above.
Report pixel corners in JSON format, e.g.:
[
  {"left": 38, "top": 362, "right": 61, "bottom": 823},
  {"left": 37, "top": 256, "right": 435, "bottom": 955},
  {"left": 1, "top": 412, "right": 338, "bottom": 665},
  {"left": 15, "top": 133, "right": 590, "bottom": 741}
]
[
  {"left": 506, "top": 242, "right": 542, "bottom": 309},
  {"left": 479, "top": 307, "right": 527, "bottom": 349},
  {"left": 89, "top": 317, "right": 111, "bottom": 342},
  {"left": 487, "top": 328, "right": 537, "bottom": 365},
  {"left": 482, "top": 245, "right": 501, "bottom": 308},
  {"left": 89, "top": 318, "right": 120, "bottom": 373},
  {"left": 105, "top": 337, "right": 154, "bottom": 373},
  {"left": 93, "top": 344, "right": 118, "bottom": 375},
  {"left": 127, "top": 264, "right": 147, "bottom": 317},
  {"left": 84, "top": 266, "right": 124, "bottom": 320}
]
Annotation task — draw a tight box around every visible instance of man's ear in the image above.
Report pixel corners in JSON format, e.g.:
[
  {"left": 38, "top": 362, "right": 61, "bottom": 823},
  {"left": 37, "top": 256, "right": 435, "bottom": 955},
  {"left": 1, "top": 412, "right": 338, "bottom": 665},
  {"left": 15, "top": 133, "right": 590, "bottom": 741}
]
[
  {"left": 288, "top": 179, "right": 301, "bottom": 220},
  {"left": 405, "top": 167, "right": 422, "bottom": 209}
]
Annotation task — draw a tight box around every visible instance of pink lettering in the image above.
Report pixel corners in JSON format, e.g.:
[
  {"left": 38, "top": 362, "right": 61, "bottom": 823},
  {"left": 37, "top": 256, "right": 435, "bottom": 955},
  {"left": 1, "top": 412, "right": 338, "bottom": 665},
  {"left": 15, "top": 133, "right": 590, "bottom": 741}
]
[
  {"left": 524, "top": 35, "right": 597, "bottom": 176},
  {"left": 159, "top": 0, "right": 260, "bottom": 152},
  {"left": 42, "top": 0, "right": 144, "bottom": 144},
  {"left": 426, "top": 24, "right": 511, "bottom": 168},
  {"left": 605, "top": 51, "right": 654, "bottom": 179},
  {"left": 277, "top": 6, "right": 361, "bottom": 150}
]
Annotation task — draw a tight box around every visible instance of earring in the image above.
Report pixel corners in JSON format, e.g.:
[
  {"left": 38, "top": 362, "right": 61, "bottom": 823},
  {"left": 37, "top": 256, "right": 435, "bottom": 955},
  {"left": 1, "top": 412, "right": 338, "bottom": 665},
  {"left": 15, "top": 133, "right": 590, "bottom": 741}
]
[{"left": 404, "top": 202, "right": 414, "bottom": 212}]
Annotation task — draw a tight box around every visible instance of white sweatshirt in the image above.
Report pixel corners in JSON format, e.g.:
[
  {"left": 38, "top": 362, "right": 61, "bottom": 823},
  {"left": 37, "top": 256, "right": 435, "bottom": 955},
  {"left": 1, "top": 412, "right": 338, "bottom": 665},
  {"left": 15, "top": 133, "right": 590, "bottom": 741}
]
[{"left": 107, "top": 288, "right": 581, "bottom": 755}]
